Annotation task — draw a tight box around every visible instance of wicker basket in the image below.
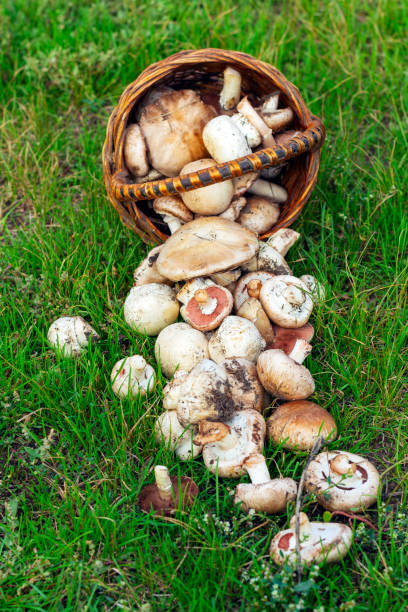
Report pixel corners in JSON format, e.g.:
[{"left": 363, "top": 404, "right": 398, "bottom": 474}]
[{"left": 103, "top": 48, "right": 325, "bottom": 245}]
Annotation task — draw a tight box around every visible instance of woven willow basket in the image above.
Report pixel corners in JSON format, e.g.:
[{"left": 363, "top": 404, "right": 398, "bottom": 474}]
[{"left": 103, "top": 48, "right": 325, "bottom": 245}]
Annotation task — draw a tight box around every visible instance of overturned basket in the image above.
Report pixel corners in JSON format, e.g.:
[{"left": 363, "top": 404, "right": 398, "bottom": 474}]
[{"left": 103, "top": 48, "right": 325, "bottom": 245}]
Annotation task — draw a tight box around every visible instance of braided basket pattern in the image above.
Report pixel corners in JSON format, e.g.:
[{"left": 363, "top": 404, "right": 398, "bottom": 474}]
[{"left": 103, "top": 48, "right": 325, "bottom": 244}]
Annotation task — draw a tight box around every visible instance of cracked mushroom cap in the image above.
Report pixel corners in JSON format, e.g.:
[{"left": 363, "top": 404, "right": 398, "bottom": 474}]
[
  {"left": 235, "top": 477, "right": 297, "bottom": 514},
  {"left": 124, "top": 283, "right": 179, "bottom": 336},
  {"left": 257, "top": 349, "right": 315, "bottom": 400},
  {"left": 111, "top": 355, "right": 155, "bottom": 398},
  {"left": 208, "top": 316, "right": 266, "bottom": 364},
  {"left": 269, "top": 323, "right": 314, "bottom": 353},
  {"left": 234, "top": 271, "right": 276, "bottom": 311},
  {"left": 220, "top": 358, "right": 267, "bottom": 412},
  {"left": 155, "top": 410, "right": 202, "bottom": 461},
  {"left": 305, "top": 451, "right": 380, "bottom": 511},
  {"left": 47, "top": 316, "right": 99, "bottom": 357},
  {"left": 180, "top": 159, "right": 233, "bottom": 215},
  {"left": 181, "top": 285, "right": 233, "bottom": 332},
  {"left": 270, "top": 512, "right": 353, "bottom": 566},
  {"left": 238, "top": 196, "right": 280, "bottom": 235},
  {"left": 176, "top": 359, "right": 235, "bottom": 426},
  {"left": 156, "top": 217, "right": 259, "bottom": 282},
  {"left": 202, "top": 409, "right": 266, "bottom": 478},
  {"left": 133, "top": 245, "right": 172, "bottom": 286},
  {"left": 155, "top": 322, "right": 209, "bottom": 378},
  {"left": 267, "top": 401, "right": 337, "bottom": 450},
  {"left": 260, "top": 275, "right": 313, "bottom": 328}
]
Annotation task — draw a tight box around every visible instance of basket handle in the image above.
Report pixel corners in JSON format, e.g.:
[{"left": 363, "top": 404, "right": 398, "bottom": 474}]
[{"left": 111, "top": 117, "right": 325, "bottom": 202}]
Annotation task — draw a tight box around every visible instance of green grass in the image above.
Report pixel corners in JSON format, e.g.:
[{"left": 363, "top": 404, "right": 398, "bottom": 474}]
[{"left": 0, "top": 0, "right": 407, "bottom": 609}]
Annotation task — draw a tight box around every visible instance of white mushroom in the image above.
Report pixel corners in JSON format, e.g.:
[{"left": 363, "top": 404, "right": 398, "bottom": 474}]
[
  {"left": 260, "top": 93, "right": 280, "bottom": 114},
  {"left": 203, "top": 115, "right": 252, "bottom": 163},
  {"left": 180, "top": 159, "right": 233, "bottom": 215},
  {"left": 305, "top": 450, "right": 380, "bottom": 511},
  {"left": 123, "top": 283, "right": 179, "bottom": 336},
  {"left": 260, "top": 276, "right": 313, "bottom": 328},
  {"left": 155, "top": 322, "right": 209, "bottom": 378},
  {"left": 133, "top": 245, "right": 172, "bottom": 286},
  {"left": 124, "top": 124, "right": 149, "bottom": 178},
  {"left": 234, "top": 271, "right": 276, "bottom": 311},
  {"left": 257, "top": 345, "right": 315, "bottom": 400},
  {"left": 266, "top": 229, "right": 300, "bottom": 256},
  {"left": 219, "top": 197, "right": 247, "bottom": 221},
  {"left": 162, "top": 369, "right": 189, "bottom": 411},
  {"left": 238, "top": 196, "right": 280, "bottom": 235},
  {"left": 231, "top": 113, "right": 262, "bottom": 147},
  {"left": 153, "top": 196, "right": 193, "bottom": 234},
  {"left": 47, "top": 316, "right": 99, "bottom": 357},
  {"left": 176, "top": 277, "right": 214, "bottom": 305},
  {"left": 237, "top": 97, "right": 276, "bottom": 147},
  {"left": 261, "top": 107, "right": 294, "bottom": 131},
  {"left": 247, "top": 179, "right": 288, "bottom": 203},
  {"left": 219, "top": 66, "right": 242, "bottom": 110},
  {"left": 155, "top": 410, "right": 201, "bottom": 461},
  {"left": 111, "top": 355, "right": 155, "bottom": 398},
  {"left": 237, "top": 296, "right": 275, "bottom": 345},
  {"left": 299, "top": 274, "right": 326, "bottom": 302},
  {"left": 208, "top": 316, "right": 266, "bottom": 364}
]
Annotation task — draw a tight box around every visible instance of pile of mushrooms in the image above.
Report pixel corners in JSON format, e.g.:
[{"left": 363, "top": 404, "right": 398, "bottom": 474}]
[{"left": 45, "top": 67, "right": 381, "bottom": 569}]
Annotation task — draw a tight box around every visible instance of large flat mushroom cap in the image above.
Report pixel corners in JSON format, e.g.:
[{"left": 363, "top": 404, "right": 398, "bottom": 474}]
[{"left": 156, "top": 217, "right": 259, "bottom": 282}]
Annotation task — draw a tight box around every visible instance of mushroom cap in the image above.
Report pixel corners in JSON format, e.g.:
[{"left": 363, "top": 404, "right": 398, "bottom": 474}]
[
  {"left": 124, "top": 124, "right": 149, "bottom": 178},
  {"left": 269, "top": 323, "right": 314, "bottom": 353},
  {"left": 260, "top": 276, "right": 313, "bottom": 328},
  {"left": 234, "top": 271, "right": 276, "bottom": 311},
  {"left": 235, "top": 478, "right": 297, "bottom": 513},
  {"left": 261, "top": 107, "right": 294, "bottom": 131},
  {"left": 270, "top": 515, "right": 353, "bottom": 566},
  {"left": 133, "top": 245, "right": 172, "bottom": 286},
  {"left": 111, "top": 355, "right": 155, "bottom": 398},
  {"left": 237, "top": 297, "right": 275, "bottom": 345},
  {"left": 202, "top": 410, "right": 266, "bottom": 478},
  {"left": 305, "top": 450, "right": 380, "bottom": 511},
  {"left": 257, "top": 243, "right": 292, "bottom": 276},
  {"left": 202, "top": 115, "right": 252, "bottom": 163},
  {"left": 176, "top": 359, "right": 235, "bottom": 426},
  {"left": 182, "top": 285, "right": 233, "bottom": 331},
  {"left": 123, "top": 283, "right": 179, "bottom": 336},
  {"left": 138, "top": 475, "right": 199, "bottom": 516},
  {"left": 155, "top": 322, "right": 209, "bottom": 378},
  {"left": 162, "top": 369, "right": 189, "bottom": 411},
  {"left": 266, "top": 401, "right": 337, "bottom": 450},
  {"left": 156, "top": 217, "right": 259, "bottom": 282},
  {"left": 208, "top": 316, "right": 266, "bottom": 364},
  {"left": 238, "top": 197, "right": 280, "bottom": 235},
  {"left": 299, "top": 274, "right": 326, "bottom": 302},
  {"left": 180, "top": 159, "right": 233, "bottom": 215},
  {"left": 47, "top": 316, "right": 99, "bottom": 357},
  {"left": 139, "top": 89, "right": 216, "bottom": 176},
  {"left": 220, "top": 358, "right": 266, "bottom": 412},
  {"left": 155, "top": 410, "right": 201, "bottom": 461},
  {"left": 257, "top": 349, "right": 315, "bottom": 400},
  {"left": 176, "top": 277, "right": 214, "bottom": 305},
  {"left": 153, "top": 196, "right": 193, "bottom": 223}
]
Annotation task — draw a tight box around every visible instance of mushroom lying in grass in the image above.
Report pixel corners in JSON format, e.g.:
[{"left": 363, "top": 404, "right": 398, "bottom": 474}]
[
  {"left": 162, "top": 369, "right": 189, "bottom": 411},
  {"left": 305, "top": 451, "right": 380, "bottom": 511},
  {"left": 47, "top": 316, "right": 99, "bottom": 357},
  {"left": 153, "top": 196, "right": 193, "bottom": 234},
  {"left": 266, "top": 400, "right": 337, "bottom": 450},
  {"left": 111, "top": 355, "right": 155, "bottom": 399},
  {"left": 300, "top": 274, "right": 326, "bottom": 302},
  {"left": 124, "top": 283, "right": 179, "bottom": 336},
  {"left": 260, "top": 275, "right": 313, "bottom": 328},
  {"left": 155, "top": 410, "right": 202, "bottom": 461},
  {"left": 180, "top": 159, "right": 233, "bottom": 215},
  {"left": 270, "top": 512, "right": 353, "bottom": 566},
  {"left": 257, "top": 343, "right": 315, "bottom": 400},
  {"left": 124, "top": 124, "right": 149, "bottom": 178},
  {"left": 133, "top": 245, "right": 172, "bottom": 286},
  {"left": 208, "top": 316, "right": 266, "bottom": 364},
  {"left": 234, "top": 271, "right": 276, "bottom": 311},
  {"left": 255, "top": 243, "right": 292, "bottom": 276},
  {"left": 138, "top": 465, "right": 199, "bottom": 516},
  {"left": 181, "top": 285, "right": 233, "bottom": 332},
  {"left": 155, "top": 322, "right": 209, "bottom": 378}
]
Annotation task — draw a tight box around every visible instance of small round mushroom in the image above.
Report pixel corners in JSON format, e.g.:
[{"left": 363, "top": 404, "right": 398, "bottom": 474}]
[
  {"left": 257, "top": 346, "right": 315, "bottom": 400},
  {"left": 260, "top": 276, "right": 313, "bottom": 328},
  {"left": 270, "top": 512, "right": 353, "bottom": 566},
  {"left": 180, "top": 159, "right": 233, "bottom": 215},
  {"left": 305, "top": 451, "right": 380, "bottom": 511},
  {"left": 219, "top": 66, "right": 242, "bottom": 110},
  {"left": 208, "top": 316, "right": 266, "bottom": 364},
  {"left": 257, "top": 243, "right": 292, "bottom": 276},
  {"left": 270, "top": 323, "right": 314, "bottom": 353},
  {"left": 138, "top": 465, "right": 199, "bottom": 516},
  {"left": 220, "top": 358, "right": 267, "bottom": 412},
  {"left": 300, "top": 274, "right": 326, "bottom": 302},
  {"left": 155, "top": 410, "right": 202, "bottom": 461},
  {"left": 247, "top": 179, "right": 288, "bottom": 203},
  {"left": 202, "top": 115, "right": 252, "bottom": 163},
  {"left": 47, "top": 316, "right": 99, "bottom": 357},
  {"left": 123, "top": 124, "right": 149, "bottom": 178},
  {"left": 234, "top": 271, "right": 276, "bottom": 311},
  {"left": 266, "top": 401, "right": 337, "bottom": 450},
  {"left": 237, "top": 97, "right": 276, "bottom": 148},
  {"left": 266, "top": 229, "right": 300, "bottom": 256},
  {"left": 133, "top": 245, "right": 172, "bottom": 286},
  {"left": 260, "top": 107, "right": 294, "bottom": 131},
  {"left": 238, "top": 197, "right": 280, "bottom": 235},
  {"left": 155, "top": 322, "right": 209, "bottom": 378},
  {"left": 153, "top": 196, "right": 193, "bottom": 234},
  {"left": 111, "top": 355, "right": 155, "bottom": 398},
  {"left": 124, "top": 283, "right": 179, "bottom": 336},
  {"left": 181, "top": 286, "right": 233, "bottom": 332}
]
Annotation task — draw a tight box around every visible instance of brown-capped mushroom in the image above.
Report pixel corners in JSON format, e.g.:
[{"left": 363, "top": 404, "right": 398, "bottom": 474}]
[
  {"left": 260, "top": 276, "right": 313, "bottom": 328},
  {"left": 155, "top": 410, "right": 202, "bottom": 461},
  {"left": 238, "top": 197, "right": 280, "bottom": 235},
  {"left": 181, "top": 286, "right": 233, "bottom": 332},
  {"left": 155, "top": 322, "right": 209, "bottom": 378},
  {"left": 208, "top": 316, "right": 266, "bottom": 364},
  {"left": 257, "top": 345, "right": 315, "bottom": 400},
  {"left": 270, "top": 512, "right": 353, "bottom": 566},
  {"left": 124, "top": 283, "right": 179, "bottom": 336},
  {"left": 305, "top": 451, "right": 380, "bottom": 511},
  {"left": 180, "top": 159, "right": 233, "bottom": 215},
  {"left": 138, "top": 465, "right": 199, "bottom": 516},
  {"left": 133, "top": 245, "right": 172, "bottom": 286},
  {"left": 124, "top": 124, "right": 149, "bottom": 178},
  {"left": 209, "top": 269, "right": 241, "bottom": 287},
  {"left": 266, "top": 401, "right": 337, "bottom": 450},
  {"left": 269, "top": 323, "right": 314, "bottom": 353},
  {"left": 153, "top": 196, "right": 193, "bottom": 234},
  {"left": 111, "top": 355, "right": 155, "bottom": 398}
]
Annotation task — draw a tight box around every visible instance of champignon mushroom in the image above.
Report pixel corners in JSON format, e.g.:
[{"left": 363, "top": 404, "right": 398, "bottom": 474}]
[
  {"left": 47, "top": 316, "right": 99, "bottom": 357},
  {"left": 180, "top": 159, "right": 233, "bottom": 215},
  {"left": 256, "top": 243, "right": 292, "bottom": 275},
  {"left": 231, "top": 113, "right": 262, "bottom": 148},
  {"left": 202, "top": 115, "right": 252, "bottom": 163},
  {"left": 234, "top": 271, "right": 275, "bottom": 311},
  {"left": 260, "top": 93, "right": 280, "bottom": 114},
  {"left": 124, "top": 124, "right": 149, "bottom": 178},
  {"left": 139, "top": 89, "right": 216, "bottom": 176},
  {"left": 155, "top": 322, "right": 209, "bottom": 378},
  {"left": 266, "top": 229, "right": 300, "bottom": 256},
  {"left": 257, "top": 345, "right": 315, "bottom": 400},
  {"left": 270, "top": 512, "right": 353, "bottom": 566},
  {"left": 208, "top": 316, "right": 266, "bottom": 364},
  {"left": 138, "top": 465, "right": 199, "bottom": 516},
  {"left": 305, "top": 451, "right": 380, "bottom": 511},
  {"left": 299, "top": 274, "right": 326, "bottom": 302},
  {"left": 219, "top": 66, "right": 242, "bottom": 110},
  {"left": 176, "top": 359, "right": 235, "bottom": 426},
  {"left": 111, "top": 355, "right": 155, "bottom": 398},
  {"left": 247, "top": 179, "right": 288, "bottom": 203},
  {"left": 237, "top": 97, "right": 276, "bottom": 148},
  {"left": 181, "top": 285, "right": 233, "bottom": 332},
  {"left": 266, "top": 401, "right": 337, "bottom": 450},
  {"left": 219, "top": 197, "right": 247, "bottom": 221},
  {"left": 133, "top": 245, "right": 172, "bottom": 286},
  {"left": 260, "top": 107, "right": 294, "bottom": 131},
  {"left": 260, "top": 276, "right": 313, "bottom": 328},
  {"left": 236, "top": 278, "right": 275, "bottom": 345},
  {"left": 124, "top": 283, "right": 179, "bottom": 336},
  {"left": 209, "top": 269, "right": 241, "bottom": 287},
  {"left": 269, "top": 323, "right": 314, "bottom": 353},
  {"left": 153, "top": 196, "right": 193, "bottom": 234},
  {"left": 234, "top": 453, "right": 297, "bottom": 514},
  {"left": 156, "top": 217, "right": 259, "bottom": 282},
  {"left": 155, "top": 410, "right": 202, "bottom": 461},
  {"left": 176, "top": 277, "right": 214, "bottom": 305},
  {"left": 162, "top": 369, "right": 189, "bottom": 411},
  {"left": 220, "top": 358, "right": 267, "bottom": 412},
  {"left": 238, "top": 197, "right": 280, "bottom": 235}
]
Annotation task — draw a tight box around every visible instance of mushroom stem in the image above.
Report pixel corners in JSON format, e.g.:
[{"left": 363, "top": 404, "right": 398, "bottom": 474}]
[
  {"left": 162, "top": 215, "right": 182, "bottom": 234},
  {"left": 247, "top": 179, "right": 288, "bottom": 202},
  {"left": 220, "top": 67, "right": 242, "bottom": 110},
  {"left": 244, "top": 454, "right": 271, "bottom": 484},
  {"left": 194, "top": 289, "right": 218, "bottom": 315},
  {"left": 237, "top": 97, "right": 276, "bottom": 147},
  {"left": 288, "top": 339, "right": 312, "bottom": 365},
  {"left": 154, "top": 465, "right": 175, "bottom": 502},
  {"left": 247, "top": 279, "right": 262, "bottom": 299},
  {"left": 281, "top": 285, "right": 305, "bottom": 306}
]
